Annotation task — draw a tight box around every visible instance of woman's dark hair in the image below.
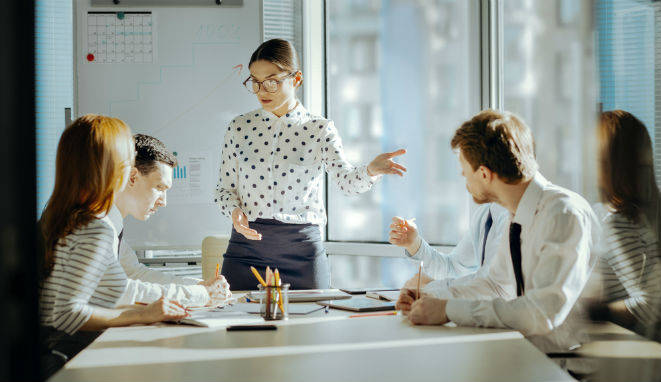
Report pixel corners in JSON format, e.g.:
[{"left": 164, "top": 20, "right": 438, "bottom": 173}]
[
  {"left": 249, "top": 38, "right": 300, "bottom": 73},
  {"left": 598, "top": 110, "right": 661, "bottom": 230}
]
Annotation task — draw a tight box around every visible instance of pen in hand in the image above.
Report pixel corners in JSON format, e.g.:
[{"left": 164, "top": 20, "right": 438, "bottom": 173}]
[{"left": 416, "top": 261, "right": 423, "bottom": 300}]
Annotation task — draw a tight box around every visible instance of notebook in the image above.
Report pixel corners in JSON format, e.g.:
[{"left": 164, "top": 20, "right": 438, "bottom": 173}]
[
  {"left": 365, "top": 290, "right": 401, "bottom": 302},
  {"left": 318, "top": 296, "right": 395, "bottom": 312},
  {"left": 176, "top": 309, "right": 264, "bottom": 328},
  {"left": 246, "top": 289, "right": 352, "bottom": 302},
  {"left": 339, "top": 287, "right": 399, "bottom": 295}
]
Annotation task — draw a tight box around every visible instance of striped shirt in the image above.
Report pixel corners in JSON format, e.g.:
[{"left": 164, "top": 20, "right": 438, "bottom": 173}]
[
  {"left": 600, "top": 212, "right": 661, "bottom": 326},
  {"left": 39, "top": 213, "right": 127, "bottom": 335}
]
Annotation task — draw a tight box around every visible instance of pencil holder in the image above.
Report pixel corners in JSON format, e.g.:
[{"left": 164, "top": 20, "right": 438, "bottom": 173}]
[{"left": 258, "top": 283, "right": 289, "bottom": 320}]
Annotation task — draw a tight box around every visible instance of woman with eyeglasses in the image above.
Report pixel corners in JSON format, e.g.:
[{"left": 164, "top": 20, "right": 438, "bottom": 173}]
[{"left": 214, "top": 39, "right": 406, "bottom": 289}]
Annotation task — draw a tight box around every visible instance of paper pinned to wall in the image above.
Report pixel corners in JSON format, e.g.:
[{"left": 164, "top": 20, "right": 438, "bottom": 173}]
[
  {"left": 168, "top": 151, "right": 214, "bottom": 204},
  {"left": 86, "top": 11, "right": 155, "bottom": 64}
]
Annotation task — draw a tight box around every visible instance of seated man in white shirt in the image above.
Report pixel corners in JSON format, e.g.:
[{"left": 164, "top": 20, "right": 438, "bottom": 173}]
[
  {"left": 389, "top": 202, "right": 510, "bottom": 298},
  {"left": 113, "top": 134, "right": 230, "bottom": 307},
  {"left": 398, "top": 109, "right": 600, "bottom": 353}
]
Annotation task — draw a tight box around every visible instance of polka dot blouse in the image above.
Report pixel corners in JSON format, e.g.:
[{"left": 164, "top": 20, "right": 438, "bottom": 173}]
[{"left": 214, "top": 102, "right": 379, "bottom": 225}]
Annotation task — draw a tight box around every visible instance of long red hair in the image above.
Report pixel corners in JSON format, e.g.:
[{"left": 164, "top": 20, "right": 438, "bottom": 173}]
[{"left": 40, "top": 114, "right": 133, "bottom": 278}]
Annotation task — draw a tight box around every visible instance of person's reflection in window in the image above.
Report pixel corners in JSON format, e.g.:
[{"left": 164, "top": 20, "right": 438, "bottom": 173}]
[{"left": 590, "top": 110, "right": 661, "bottom": 340}]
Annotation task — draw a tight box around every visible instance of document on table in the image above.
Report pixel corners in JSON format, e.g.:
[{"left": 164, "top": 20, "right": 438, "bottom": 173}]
[
  {"left": 178, "top": 309, "right": 263, "bottom": 328},
  {"left": 365, "top": 290, "right": 401, "bottom": 302},
  {"left": 224, "top": 303, "right": 326, "bottom": 315}
]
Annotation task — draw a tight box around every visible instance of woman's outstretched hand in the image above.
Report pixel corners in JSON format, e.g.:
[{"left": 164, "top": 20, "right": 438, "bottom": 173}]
[{"left": 367, "top": 149, "right": 407, "bottom": 177}]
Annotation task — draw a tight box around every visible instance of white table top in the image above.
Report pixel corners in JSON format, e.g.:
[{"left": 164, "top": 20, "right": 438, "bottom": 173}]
[{"left": 50, "top": 304, "right": 573, "bottom": 382}]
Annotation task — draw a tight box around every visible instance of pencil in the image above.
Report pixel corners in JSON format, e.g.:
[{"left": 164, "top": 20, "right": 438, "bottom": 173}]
[
  {"left": 349, "top": 311, "right": 397, "bottom": 318},
  {"left": 274, "top": 268, "right": 285, "bottom": 314},
  {"left": 416, "top": 260, "right": 423, "bottom": 300},
  {"left": 215, "top": 263, "right": 219, "bottom": 278},
  {"left": 266, "top": 266, "right": 273, "bottom": 286},
  {"left": 250, "top": 266, "right": 267, "bottom": 286}
]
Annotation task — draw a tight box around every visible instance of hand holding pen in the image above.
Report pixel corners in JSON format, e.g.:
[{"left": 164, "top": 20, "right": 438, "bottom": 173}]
[
  {"left": 135, "top": 296, "right": 189, "bottom": 323},
  {"left": 199, "top": 263, "right": 232, "bottom": 307},
  {"left": 395, "top": 261, "right": 424, "bottom": 314}
]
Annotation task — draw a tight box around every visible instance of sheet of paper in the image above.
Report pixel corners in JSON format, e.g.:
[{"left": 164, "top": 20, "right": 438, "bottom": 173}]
[
  {"left": 365, "top": 290, "right": 401, "bottom": 302},
  {"left": 180, "top": 310, "right": 263, "bottom": 328},
  {"left": 168, "top": 151, "right": 214, "bottom": 204},
  {"left": 222, "top": 303, "right": 326, "bottom": 315}
]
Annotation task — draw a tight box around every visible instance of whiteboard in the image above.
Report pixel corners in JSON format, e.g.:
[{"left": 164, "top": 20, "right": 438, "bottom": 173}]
[{"left": 74, "top": 0, "right": 262, "bottom": 248}]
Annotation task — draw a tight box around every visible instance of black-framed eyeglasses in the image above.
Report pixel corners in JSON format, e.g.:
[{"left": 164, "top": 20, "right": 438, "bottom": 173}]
[{"left": 243, "top": 72, "right": 296, "bottom": 94}]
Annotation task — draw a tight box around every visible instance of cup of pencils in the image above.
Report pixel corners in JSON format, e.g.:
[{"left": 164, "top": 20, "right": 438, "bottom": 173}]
[{"left": 258, "top": 283, "right": 289, "bottom": 320}]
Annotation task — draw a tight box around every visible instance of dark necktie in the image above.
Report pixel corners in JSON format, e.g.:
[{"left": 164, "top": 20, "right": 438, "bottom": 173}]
[
  {"left": 118, "top": 229, "right": 124, "bottom": 254},
  {"left": 509, "top": 222, "right": 525, "bottom": 297},
  {"left": 480, "top": 211, "right": 493, "bottom": 265}
]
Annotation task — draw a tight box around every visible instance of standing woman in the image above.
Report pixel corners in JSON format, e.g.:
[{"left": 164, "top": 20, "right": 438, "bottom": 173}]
[
  {"left": 215, "top": 39, "right": 406, "bottom": 289},
  {"left": 40, "top": 115, "right": 188, "bottom": 375},
  {"left": 591, "top": 110, "right": 661, "bottom": 339}
]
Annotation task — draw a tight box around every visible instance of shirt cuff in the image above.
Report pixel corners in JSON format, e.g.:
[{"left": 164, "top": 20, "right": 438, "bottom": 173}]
[
  {"left": 445, "top": 299, "right": 474, "bottom": 326},
  {"left": 361, "top": 165, "right": 382, "bottom": 184},
  {"left": 180, "top": 277, "right": 203, "bottom": 285},
  {"left": 405, "top": 237, "right": 425, "bottom": 258},
  {"left": 188, "top": 285, "right": 211, "bottom": 306},
  {"left": 422, "top": 279, "right": 453, "bottom": 299}
]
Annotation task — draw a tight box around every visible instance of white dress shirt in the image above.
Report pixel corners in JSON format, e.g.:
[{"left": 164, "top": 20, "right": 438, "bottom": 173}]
[
  {"left": 444, "top": 173, "right": 600, "bottom": 352},
  {"left": 405, "top": 203, "right": 510, "bottom": 297},
  {"left": 107, "top": 206, "right": 210, "bottom": 307},
  {"left": 214, "top": 102, "right": 379, "bottom": 225}
]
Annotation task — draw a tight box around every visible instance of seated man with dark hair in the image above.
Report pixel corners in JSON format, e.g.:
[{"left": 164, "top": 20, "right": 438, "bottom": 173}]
[{"left": 112, "top": 134, "right": 230, "bottom": 307}]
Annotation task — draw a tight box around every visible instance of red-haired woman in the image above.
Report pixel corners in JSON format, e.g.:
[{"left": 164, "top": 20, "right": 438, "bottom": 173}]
[{"left": 40, "top": 115, "right": 188, "bottom": 374}]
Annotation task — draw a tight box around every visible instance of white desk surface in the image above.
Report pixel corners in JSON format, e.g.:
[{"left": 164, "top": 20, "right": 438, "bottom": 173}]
[
  {"left": 576, "top": 321, "right": 661, "bottom": 382},
  {"left": 50, "top": 304, "right": 572, "bottom": 382}
]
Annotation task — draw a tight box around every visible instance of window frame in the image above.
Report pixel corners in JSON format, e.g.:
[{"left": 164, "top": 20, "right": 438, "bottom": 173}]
[{"left": 310, "top": 0, "right": 503, "bottom": 256}]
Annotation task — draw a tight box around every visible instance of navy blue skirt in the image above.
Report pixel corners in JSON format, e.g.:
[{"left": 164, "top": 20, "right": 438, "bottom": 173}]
[{"left": 221, "top": 219, "right": 329, "bottom": 290}]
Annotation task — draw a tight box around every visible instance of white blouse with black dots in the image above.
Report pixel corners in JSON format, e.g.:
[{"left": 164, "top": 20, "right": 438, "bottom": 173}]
[{"left": 214, "top": 102, "right": 379, "bottom": 226}]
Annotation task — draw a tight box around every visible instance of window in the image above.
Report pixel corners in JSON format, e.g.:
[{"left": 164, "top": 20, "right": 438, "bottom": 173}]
[
  {"left": 36, "top": 0, "right": 74, "bottom": 215},
  {"left": 503, "top": 0, "right": 598, "bottom": 200},
  {"left": 263, "top": 0, "right": 305, "bottom": 102},
  {"left": 596, "top": 0, "right": 660, "bottom": 185},
  {"left": 326, "top": 0, "right": 481, "bottom": 245}
]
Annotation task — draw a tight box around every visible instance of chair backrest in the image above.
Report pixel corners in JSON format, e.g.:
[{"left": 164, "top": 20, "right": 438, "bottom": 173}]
[{"left": 201, "top": 235, "right": 230, "bottom": 280}]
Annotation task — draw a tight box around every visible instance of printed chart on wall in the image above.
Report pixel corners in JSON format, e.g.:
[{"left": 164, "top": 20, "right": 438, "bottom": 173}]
[
  {"left": 75, "top": 0, "right": 261, "bottom": 247},
  {"left": 168, "top": 151, "right": 214, "bottom": 204}
]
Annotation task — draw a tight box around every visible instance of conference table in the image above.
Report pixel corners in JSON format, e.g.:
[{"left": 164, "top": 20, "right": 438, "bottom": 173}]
[{"left": 49, "top": 298, "right": 574, "bottom": 382}]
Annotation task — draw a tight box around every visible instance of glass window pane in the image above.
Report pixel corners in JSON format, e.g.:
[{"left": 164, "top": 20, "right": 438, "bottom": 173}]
[
  {"left": 503, "top": 0, "right": 598, "bottom": 200},
  {"left": 595, "top": 0, "right": 659, "bottom": 185},
  {"left": 36, "top": 0, "right": 74, "bottom": 215},
  {"left": 327, "top": 0, "right": 481, "bottom": 245},
  {"left": 330, "top": 254, "right": 419, "bottom": 289}
]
